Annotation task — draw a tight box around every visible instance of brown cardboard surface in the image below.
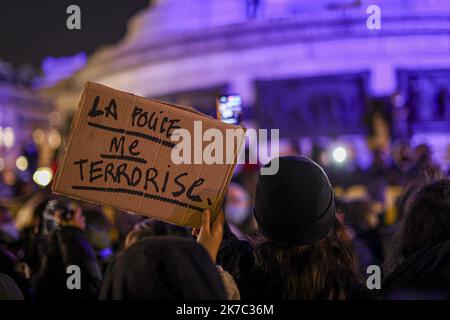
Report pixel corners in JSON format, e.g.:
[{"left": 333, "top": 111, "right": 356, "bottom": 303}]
[{"left": 52, "top": 82, "right": 245, "bottom": 228}]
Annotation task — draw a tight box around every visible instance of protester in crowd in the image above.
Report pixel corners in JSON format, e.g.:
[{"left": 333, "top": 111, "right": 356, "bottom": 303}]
[
  {"left": 0, "top": 205, "right": 31, "bottom": 298},
  {"left": 83, "top": 207, "right": 114, "bottom": 272},
  {"left": 113, "top": 209, "right": 147, "bottom": 249},
  {"left": 219, "top": 156, "right": 368, "bottom": 299},
  {"left": 123, "top": 218, "right": 190, "bottom": 249},
  {"left": 338, "top": 198, "right": 384, "bottom": 274},
  {"left": 0, "top": 205, "right": 20, "bottom": 244},
  {"left": 217, "top": 224, "right": 256, "bottom": 298},
  {"left": 217, "top": 182, "right": 258, "bottom": 292},
  {"left": 193, "top": 209, "right": 241, "bottom": 299},
  {"left": 100, "top": 237, "right": 229, "bottom": 300},
  {"left": 1, "top": 149, "right": 448, "bottom": 301},
  {"left": 34, "top": 199, "right": 102, "bottom": 300},
  {"left": 0, "top": 272, "right": 24, "bottom": 300},
  {"left": 407, "top": 144, "right": 442, "bottom": 181},
  {"left": 20, "top": 198, "right": 49, "bottom": 274},
  {"left": 382, "top": 178, "right": 450, "bottom": 299},
  {"left": 390, "top": 140, "right": 414, "bottom": 184},
  {"left": 413, "top": 144, "right": 433, "bottom": 170},
  {"left": 119, "top": 213, "right": 239, "bottom": 299},
  {"left": 329, "top": 147, "right": 365, "bottom": 188},
  {"left": 381, "top": 178, "right": 425, "bottom": 267},
  {"left": 366, "top": 149, "right": 391, "bottom": 202},
  {"left": 223, "top": 182, "right": 257, "bottom": 238}
]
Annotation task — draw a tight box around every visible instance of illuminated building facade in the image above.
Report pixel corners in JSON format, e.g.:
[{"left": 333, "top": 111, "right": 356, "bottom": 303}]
[
  {"left": 0, "top": 80, "right": 54, "bottom": 173},
  {"left": 43, "top": 0, "right": 450, "bottom": 170}
]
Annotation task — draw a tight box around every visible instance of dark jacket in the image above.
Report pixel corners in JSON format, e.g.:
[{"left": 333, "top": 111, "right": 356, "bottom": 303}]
[
  {"left": 35, "top": 226, "right": 102, "bottom": 300},
  {"left": 382, "top": 240, "right": 450, "bottom": 299},
  {"left": 0, "top": 243, "right": 31, "bottom": 299}
]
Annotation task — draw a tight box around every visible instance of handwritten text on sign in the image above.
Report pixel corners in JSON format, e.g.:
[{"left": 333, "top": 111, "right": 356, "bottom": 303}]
[{"left": 53, "top": 82, "right": 242, "bottom": 227}]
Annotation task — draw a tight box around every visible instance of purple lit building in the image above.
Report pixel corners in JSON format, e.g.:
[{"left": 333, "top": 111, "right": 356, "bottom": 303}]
[
  {"left": 42, "top": 0, "right": 450, "bottom": 171},
  {"left": 0, "top": 77, "right": 53, "bottom": 172}
]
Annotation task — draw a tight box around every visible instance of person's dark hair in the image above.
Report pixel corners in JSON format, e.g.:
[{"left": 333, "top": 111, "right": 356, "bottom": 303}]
[
  {"left": 398, "top": 178, "right": 450, "bottom": 257},
  {"left": 101, "top": 237, "right": 227, "bottom": 300},
  {"left": 395, "top": 181, "right": 419, "bottom": 223},
  {"left": 385, "top": 177, "right": 450, "bottom": 272},
  {"left": 395, "top": 166, "right": 444, "bottom": 222},
  {"left": 124, "top": 218, "right": 190, "bottom": 249},
  {"left": 252, "top": 217, "right": 363, "bottom": 299}
]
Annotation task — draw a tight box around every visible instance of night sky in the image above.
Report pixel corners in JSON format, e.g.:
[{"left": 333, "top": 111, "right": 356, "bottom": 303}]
[{"left": 0, "top": 0, "right": 149, "bottom": 68}]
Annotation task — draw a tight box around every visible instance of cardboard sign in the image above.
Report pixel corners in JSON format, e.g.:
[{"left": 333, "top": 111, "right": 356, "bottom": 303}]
[{"left": 52, "top": 82, "right": 245, "bottom": 228}]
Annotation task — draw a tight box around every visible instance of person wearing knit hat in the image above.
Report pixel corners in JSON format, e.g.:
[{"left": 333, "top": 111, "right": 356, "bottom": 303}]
[
  {"left": 218, "top": 156, "right": 368, "bottom": 300},
  {"left": 254, "top": 156, "right": 335, "bottom": 246}
]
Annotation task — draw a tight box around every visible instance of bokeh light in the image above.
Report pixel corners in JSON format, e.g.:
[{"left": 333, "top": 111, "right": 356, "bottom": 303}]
[
  {"left": 16, "top": 156, "right": 29, "bottom": 171},
  {"left": 332, "top": 147, "right": 347, "bottom": 163},
  {"left": 33, "top": 167, "right": 53, "bottom": 187}
]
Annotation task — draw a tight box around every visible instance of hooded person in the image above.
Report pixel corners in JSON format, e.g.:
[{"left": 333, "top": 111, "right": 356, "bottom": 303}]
[
  {"left": 218, "top": 156, "right": 367, "bottom": 299},
  {"left": 100, "top": 237, "right": 227, "bottom": 300}
]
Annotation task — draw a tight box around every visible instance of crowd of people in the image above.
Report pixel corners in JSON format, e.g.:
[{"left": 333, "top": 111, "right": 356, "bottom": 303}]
[{"left": 0, "top": 145, "right": 449, "bottom": 300}]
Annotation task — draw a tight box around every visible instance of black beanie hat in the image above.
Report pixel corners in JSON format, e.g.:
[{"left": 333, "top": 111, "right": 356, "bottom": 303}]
[{"left": 254, "top": 156, "right": 335, "bottom": 246}]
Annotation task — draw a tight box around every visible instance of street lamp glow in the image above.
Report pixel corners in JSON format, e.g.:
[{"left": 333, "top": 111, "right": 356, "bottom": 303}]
[
  {"left": 33, "top": 167, "right": 53, "bottom": 187},
  {"left": 332, "top": 147, "right": 347, "bottom": 163}
]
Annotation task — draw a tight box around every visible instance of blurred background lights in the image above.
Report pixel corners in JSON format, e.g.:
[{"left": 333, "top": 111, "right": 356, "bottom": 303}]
[
  {"left": 3, "top": 170, "right": 16, "bottom": 185},
  {"left": 48, "top": 129, "right": 61, "bottom": 149},
  {"left": 0, "top": 127, "right": 15, "bottom": 148},
  {"left": 3, "top": 127, "right": 15, "bottom": 148},
  {"left": 15, "top": 156, "right": 28, "bottom": 171},
  {"left": 32, "top": 129, "right": 45, "bottom": 144},
  {"left": 33, "top": 167, "right": 53, "bottom": 187},
  {"left": 48, "top": 111, "right": 62, "bottom": 127},
  {"left": 332, "top": 147, "right": 347, "bottom": 163},
  {"left": 0, "top": 158, "right": 4, "bottom": 171}
]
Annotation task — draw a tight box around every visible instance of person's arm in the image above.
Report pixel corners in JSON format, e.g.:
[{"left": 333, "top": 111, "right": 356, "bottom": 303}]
[
  {"left": 194, "top": 209, "right": 241, "bottom": 300},
  {"left": 193, "top": 209, "right": 225, "bottom": 264}
]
